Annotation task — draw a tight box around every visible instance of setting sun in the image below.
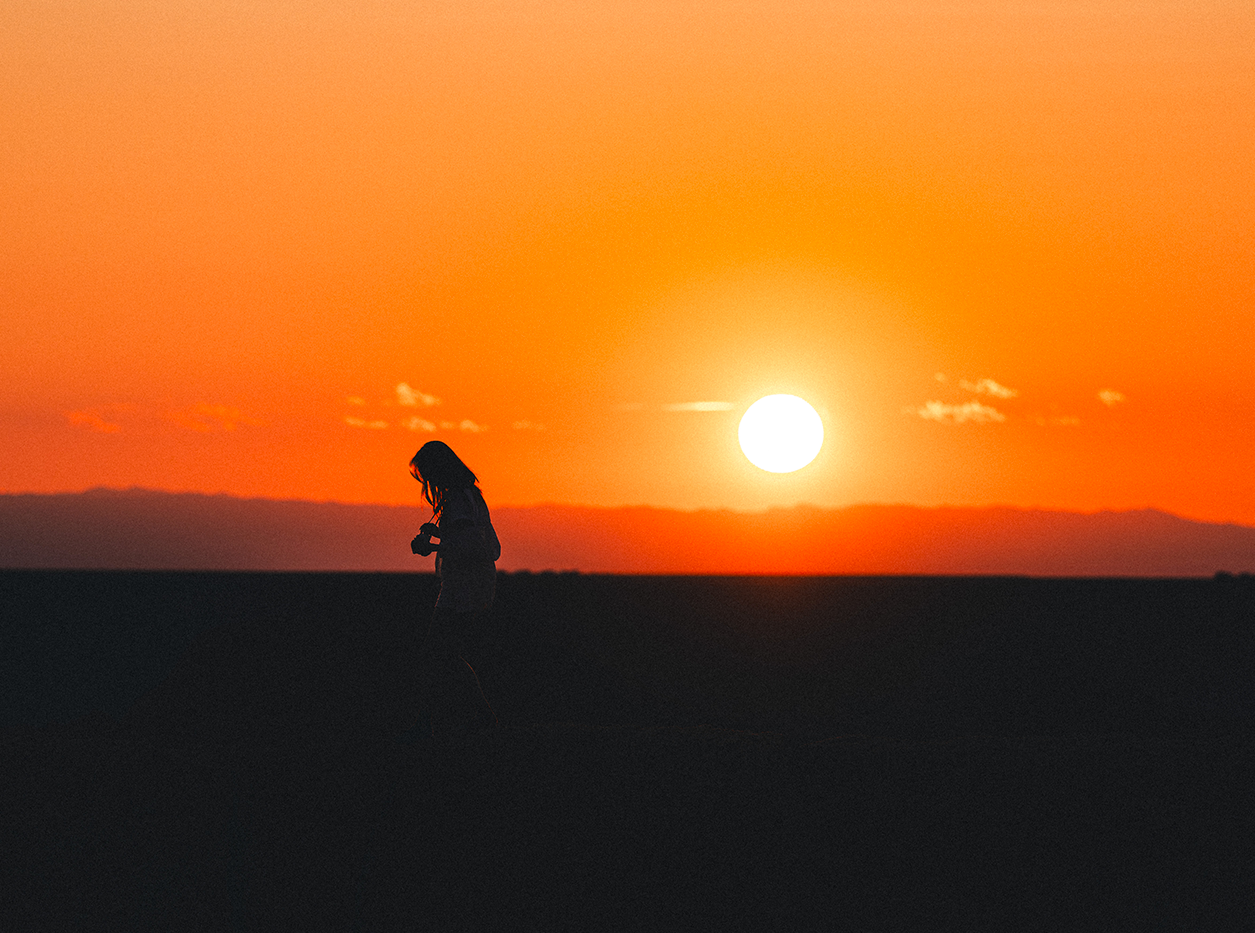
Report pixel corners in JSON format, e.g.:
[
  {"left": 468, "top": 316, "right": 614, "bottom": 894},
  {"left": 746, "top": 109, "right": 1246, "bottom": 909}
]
[{"left": 738, "top": 395, "right": 824, "bottom": 474}]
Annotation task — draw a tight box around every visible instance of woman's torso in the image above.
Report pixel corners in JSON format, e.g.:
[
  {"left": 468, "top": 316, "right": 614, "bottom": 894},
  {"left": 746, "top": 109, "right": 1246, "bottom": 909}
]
[{"left": 434, "top": 485, "right": 499, "bottom": 613}]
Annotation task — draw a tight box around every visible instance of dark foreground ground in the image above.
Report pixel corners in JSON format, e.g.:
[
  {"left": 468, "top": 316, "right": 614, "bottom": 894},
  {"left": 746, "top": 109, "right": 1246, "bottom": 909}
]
[{"left": 4, "top": 571, "right": 1254, "bottom": 930}]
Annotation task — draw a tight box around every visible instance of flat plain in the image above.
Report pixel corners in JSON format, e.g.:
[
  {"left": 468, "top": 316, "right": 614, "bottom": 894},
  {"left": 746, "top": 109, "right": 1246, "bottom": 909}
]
[{"left": 5, "top": 571, "right": 1254, "bottom": 930}]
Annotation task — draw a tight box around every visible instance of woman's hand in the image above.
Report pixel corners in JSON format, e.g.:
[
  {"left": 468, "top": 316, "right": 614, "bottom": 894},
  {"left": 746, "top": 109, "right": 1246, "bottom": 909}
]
[
  {"left": 411, "top": 533, "right": 435, "bottom": 556},
  {"left": 420, "top": 523, "right": 440, "bottom": 537}
]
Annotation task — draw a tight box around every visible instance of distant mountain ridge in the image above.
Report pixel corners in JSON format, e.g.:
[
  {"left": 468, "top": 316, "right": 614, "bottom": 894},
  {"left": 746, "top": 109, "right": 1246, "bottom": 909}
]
[{"left": 2, "top": 488, "right": 1254, "bottom": 575}]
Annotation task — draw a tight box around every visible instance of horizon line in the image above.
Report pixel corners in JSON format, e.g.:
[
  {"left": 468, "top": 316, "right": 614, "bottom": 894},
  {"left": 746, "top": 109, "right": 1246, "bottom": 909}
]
[{"left": 4, "top": 485, "right": 1252, "bottom": 529}]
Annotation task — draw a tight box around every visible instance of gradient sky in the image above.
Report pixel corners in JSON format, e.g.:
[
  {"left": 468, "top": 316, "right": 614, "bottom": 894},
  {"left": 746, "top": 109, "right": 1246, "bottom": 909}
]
[{"left": 3, "top": 1, "right": 1253, "bottom": 523}]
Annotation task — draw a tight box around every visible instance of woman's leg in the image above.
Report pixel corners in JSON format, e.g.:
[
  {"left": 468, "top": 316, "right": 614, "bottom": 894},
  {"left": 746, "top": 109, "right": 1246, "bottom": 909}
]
[{"left": 422, "top": 608, "right": 496, "bottom": 736}]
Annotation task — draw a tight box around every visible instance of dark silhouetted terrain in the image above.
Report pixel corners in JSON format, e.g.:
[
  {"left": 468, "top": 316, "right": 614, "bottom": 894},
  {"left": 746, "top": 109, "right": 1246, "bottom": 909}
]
[
  {"left": 5, "top": 488, "right": 1255, "bottom": 574},
  {"left": 5, "top": 571, "right": 1254, "bottom": 929}
]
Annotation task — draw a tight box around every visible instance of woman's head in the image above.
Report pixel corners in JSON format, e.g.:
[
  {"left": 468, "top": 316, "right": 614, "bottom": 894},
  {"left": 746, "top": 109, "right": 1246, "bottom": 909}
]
[{"left": 409, "top": 441, "right": 478, "bottom": 518}]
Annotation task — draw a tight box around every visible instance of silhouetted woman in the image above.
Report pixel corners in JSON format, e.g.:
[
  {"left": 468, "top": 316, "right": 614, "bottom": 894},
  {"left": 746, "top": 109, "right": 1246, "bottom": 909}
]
[{"left": 409, "top": 441, "right": 501, "bottom": 741}]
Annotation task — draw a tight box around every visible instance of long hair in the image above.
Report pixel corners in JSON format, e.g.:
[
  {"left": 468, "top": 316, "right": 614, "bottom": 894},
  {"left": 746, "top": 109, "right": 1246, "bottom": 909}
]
[{"left": 409, "top": 441, "right": 479, "bottom": 523}]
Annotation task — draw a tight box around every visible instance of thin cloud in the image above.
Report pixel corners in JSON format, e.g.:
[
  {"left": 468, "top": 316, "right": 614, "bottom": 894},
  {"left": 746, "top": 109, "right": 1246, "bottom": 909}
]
[
  {"left": 345, "top": 416, "right": 389, "bottom": 430},
  {"left": 346, "top": 396, "right": 367, "bottom": 406},
  {"left": 169, "top": 404, "right": 260, "bottom": 432},
  {"left": 458, "top": 419, "right": 487, "bottom": 432},
  {"left": 396, "top": 383, "right": 440, "bottom": 407},
  {"left": 913, "top": 400, "right": 1007, "bottom": 424},
  {"left": 660, "top": 401, "right": 735, "bottom": 412},
  {"left": 1035, "top": 415, "right": 1081, "bottom": 427},
  {"left": 1098, "top": 389, "right": 1126, "bottom": 407},
  {"left": 960, "top": 378, "right": 1018, "bottom": 399},
  {"left": 404, "top": 417, "right": 437, "bottom": 432},
  {"left": 66, "top": 409, "right": 122, "bottom": 433}
]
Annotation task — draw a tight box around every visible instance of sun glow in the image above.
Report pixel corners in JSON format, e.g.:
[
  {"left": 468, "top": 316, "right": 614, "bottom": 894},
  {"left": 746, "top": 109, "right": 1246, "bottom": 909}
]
[{"left": 738, "top": 395, "right": 824, "bottom": 473}]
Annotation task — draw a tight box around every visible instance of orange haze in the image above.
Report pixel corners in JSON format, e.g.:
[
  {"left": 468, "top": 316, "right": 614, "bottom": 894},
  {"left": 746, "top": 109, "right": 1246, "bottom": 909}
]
[{"left": 3, "top": 2, "right": 1254, "bottom": 538}]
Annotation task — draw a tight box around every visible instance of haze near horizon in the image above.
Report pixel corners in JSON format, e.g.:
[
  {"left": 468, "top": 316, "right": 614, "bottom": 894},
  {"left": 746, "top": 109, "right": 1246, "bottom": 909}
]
[{"left": 4, "top": 2, "right": 1253, "bottom": 528}]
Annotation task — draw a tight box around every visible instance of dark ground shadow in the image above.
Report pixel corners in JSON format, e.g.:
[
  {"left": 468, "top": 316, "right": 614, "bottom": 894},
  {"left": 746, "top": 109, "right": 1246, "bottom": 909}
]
[{"left": 4, "top": 571, "right": 1254, "bottom": 930}]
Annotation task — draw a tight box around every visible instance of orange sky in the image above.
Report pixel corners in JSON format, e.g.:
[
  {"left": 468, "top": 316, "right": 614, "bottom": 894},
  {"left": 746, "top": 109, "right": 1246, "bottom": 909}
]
[{"left": 3, "top": 1, "right": 1253, "bottom": 524}]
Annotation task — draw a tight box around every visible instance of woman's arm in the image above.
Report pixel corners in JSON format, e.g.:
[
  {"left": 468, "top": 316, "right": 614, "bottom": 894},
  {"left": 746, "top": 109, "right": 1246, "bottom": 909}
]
[{"left": 437, "top": 518, "right": 493, "bottom": 561}]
